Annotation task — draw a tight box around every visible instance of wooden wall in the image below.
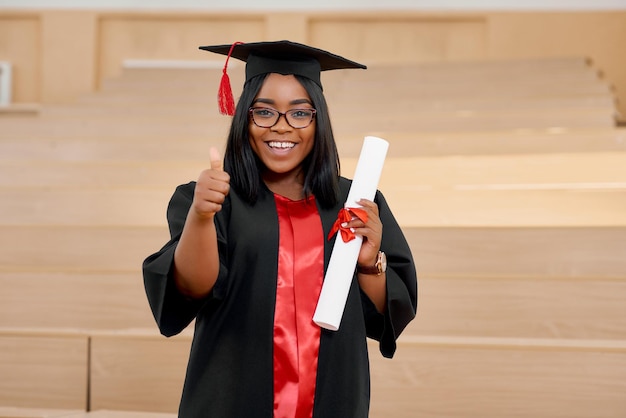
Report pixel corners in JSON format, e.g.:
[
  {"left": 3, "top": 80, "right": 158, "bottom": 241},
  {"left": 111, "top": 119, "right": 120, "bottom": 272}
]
[{"left": 0, "top": 9, "right": 625, "bottom": 121}]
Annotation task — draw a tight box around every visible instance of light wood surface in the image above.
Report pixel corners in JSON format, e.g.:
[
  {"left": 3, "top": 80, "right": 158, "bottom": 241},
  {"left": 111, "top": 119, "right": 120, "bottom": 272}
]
[
  {"left": 69, "top": 411, "right": 176, "bottom": 418},
  {"left": 89, "top": 332, "right": 190, "bottom": 413},
  {"left": 0, "top": 272, "right": 155, "bottom": 330},
  {"left": 403, "top": 275, "right": 626, "bottom": 340},
  {"left": 1, "top": 152, "right": 625, "bottom": 227},
  {"left": 0, "top": 407, "right": 84, "bottom": 417},
  {"left": 0, "top": 225, "right": 624, "bottom": 278},
  {"left": 1, "top": 57, "right": 625, "bottom": 415},
  {"left": 368, "top": 338, "right": 626, "bottom": 418},
  {"left": 0, "top": 408, "right": 176, "bottom": 417},
  {"left": 0, "top": 332, "right": 88, "bottom": 410}
]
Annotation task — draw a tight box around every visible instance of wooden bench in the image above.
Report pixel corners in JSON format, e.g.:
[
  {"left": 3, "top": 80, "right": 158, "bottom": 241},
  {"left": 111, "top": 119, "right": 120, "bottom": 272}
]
[
  {"left": 1, "top": 153, "right": 626, "bottom": 227},
  {"left": 63, "top": 329, "right": 626, "bottom": 417},
  {"left": 69, "top": 411, "right": 176, "bottom": 418},
  {"left": 369, "top": 337, "right": 626, "bottom": 418},
  {"left": 1, "top": 57, "right": 625, "bottom": 415},
  {"left": 0, "top": 329, "right": 89, "bottom": 410},
  {"left": 89, "top": 330, "right": 190, "bottom": 414},
  {"left": 0, "top": 407, "right": 84, "bottom": 417},
  {"left": 1, "top": 128, "right": 625, "bottom": 160}
]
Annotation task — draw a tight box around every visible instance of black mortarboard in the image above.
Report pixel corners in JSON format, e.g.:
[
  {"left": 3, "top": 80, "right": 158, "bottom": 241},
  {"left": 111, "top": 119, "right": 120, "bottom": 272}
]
[{"left": 199, "top": 40, "right": 367, "bottom": 115}]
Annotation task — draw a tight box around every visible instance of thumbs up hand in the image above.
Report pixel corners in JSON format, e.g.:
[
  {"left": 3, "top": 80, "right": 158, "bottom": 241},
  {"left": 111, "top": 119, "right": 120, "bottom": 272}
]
[{"left": 192, "top": 147, "right": 231, "bottom": 218}]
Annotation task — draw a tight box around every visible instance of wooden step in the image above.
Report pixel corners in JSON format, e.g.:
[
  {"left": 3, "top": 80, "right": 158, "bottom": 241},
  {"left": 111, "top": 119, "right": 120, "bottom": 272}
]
[
  {"left": 0, "top": 151, "right": 626, "bottom": 187},
  {"left": 86, "top": 329, "right": 626, "bottom": 417},
  {"left": 2, "top": 151, "right": 625, "bottom": 188},
  {"left": 0, "top": 272, "right": 155, "bottom": 330},
  {"left": 1, "top": 128, "right": 625, "bottom": 158},
  {"left": 369, "top": 336, "right": 626, "bottom": 418},
  {"left": 0, "top": 117, "right": 231, "bottom": 140},
  {"left": 2, "top": 152, "right": 625, "bottom": 227},
  {"left": 0, "top": 329, "right": 89, "bottom": 410},
  {"left": 1, "top": 271, "right": 624, "bottom": 340},
  {"left": 402, "top": 226, "right": 626, "bottom": 279},
  {"left": 69, "top": 411, "right": 176, "bottom": 418},
  {"left": 403, "top": 275, "right": 626, "bottom": 340},
  {"left": 0, "top": 225, "right": 624, "bottom": 278},
  {"left": 0, "top": 407, "right": 84, "bottom": 417},
  {"left": 32, "top": 107, "right": 615, "bottom": 133},
  {"left": 89, "top": 330, "right": 191, "bottom": 414},
  {"left": 48, "top": 93, "right": 617, "bottom": 115},
  {"left": 1, "top": 184, "right": 625, "bottom": 227},
  {"left": 330, "top": 108, "right": 616, "bottom": 132}
]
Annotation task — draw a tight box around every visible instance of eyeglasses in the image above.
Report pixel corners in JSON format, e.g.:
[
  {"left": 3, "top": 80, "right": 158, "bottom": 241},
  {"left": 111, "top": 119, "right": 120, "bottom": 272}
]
[{"left": 249, "top": 107, "right": 317, "bottom": 129}]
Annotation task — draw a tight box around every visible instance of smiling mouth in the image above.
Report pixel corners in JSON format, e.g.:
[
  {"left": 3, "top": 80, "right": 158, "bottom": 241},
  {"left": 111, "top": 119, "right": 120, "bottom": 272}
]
[{"left": 268, "top": 141, "right": 296, "bottom": 149}]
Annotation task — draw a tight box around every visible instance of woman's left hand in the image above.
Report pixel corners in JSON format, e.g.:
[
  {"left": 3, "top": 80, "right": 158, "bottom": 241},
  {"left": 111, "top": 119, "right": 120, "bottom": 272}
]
[{"left": 347, "top": 198, "right": 382, "bottom": 267}]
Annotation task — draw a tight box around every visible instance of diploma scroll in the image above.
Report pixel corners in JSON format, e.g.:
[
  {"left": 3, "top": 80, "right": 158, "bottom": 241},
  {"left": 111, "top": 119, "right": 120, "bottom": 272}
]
[{"left": 313, "top": 136, "right": 389, "bottom": 331}]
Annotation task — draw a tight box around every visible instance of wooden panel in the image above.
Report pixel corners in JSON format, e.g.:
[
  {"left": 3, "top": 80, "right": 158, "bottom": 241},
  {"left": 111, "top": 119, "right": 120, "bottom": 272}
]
[
  {"left": 40, "top": 11, "right": 98, "bottom": 104},
  {"left": 97, "top": 14, "right": 265, "bottom": 82},
  {"left": 309, "top": 15, "right": 488, "bottom": 63},
  {"left": 90, "top": 332, "right": 191, "bottom": 413},
  {"left": 0, "top": 14, "right": 40, "bottom": 102},
  {"left": 0, "top": 272, "right": 155, "bottom": 330},
  {"left": 0, "top": 331, "right": 88, "bottom": 409},
  {"left": 368, "top": 338, "right": 626, "bottom": 418},
  {"left": 404, "top": 276, "right": 626, "bottom": 340}
]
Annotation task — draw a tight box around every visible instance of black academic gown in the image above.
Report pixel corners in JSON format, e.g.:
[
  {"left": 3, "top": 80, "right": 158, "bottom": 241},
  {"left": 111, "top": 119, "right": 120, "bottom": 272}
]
[{"left": 142, "top": 177, "right": 417, "bottom": 418}]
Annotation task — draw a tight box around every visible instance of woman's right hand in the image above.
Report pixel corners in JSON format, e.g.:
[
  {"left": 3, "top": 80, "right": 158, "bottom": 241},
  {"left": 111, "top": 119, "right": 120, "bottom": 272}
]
[{"left": 192, "top": 147, "right": 230, "bottom": 219}]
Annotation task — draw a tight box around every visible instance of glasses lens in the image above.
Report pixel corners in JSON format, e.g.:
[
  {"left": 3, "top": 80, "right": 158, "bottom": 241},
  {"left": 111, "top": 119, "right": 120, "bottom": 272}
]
[
  {"left": 286, "top": 109, "right": 315, "bottom": 128},
  {"left": 251, "top": 108, "right": 279, "bottom": 128}
]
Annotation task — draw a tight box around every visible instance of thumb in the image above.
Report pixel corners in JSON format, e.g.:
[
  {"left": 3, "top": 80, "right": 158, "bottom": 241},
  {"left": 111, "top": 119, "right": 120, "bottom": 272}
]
[{"left": 209, "top": 147, "right": 224, "bottom": 171}]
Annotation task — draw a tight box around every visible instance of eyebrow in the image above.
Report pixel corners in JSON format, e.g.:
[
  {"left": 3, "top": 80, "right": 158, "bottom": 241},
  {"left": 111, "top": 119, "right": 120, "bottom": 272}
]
[{"left": 253, "top": 98, "right": 313, "bottom": 106}]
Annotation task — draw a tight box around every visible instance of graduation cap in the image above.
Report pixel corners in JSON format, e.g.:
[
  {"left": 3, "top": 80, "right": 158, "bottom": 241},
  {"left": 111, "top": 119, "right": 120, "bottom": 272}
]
[{"left": 199, "top": 40, "right": 367, "bottom": 115}]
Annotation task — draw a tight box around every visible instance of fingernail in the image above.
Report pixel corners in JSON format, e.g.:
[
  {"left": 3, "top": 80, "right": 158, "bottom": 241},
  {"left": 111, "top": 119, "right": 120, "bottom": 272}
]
[{"left": 341, "top": 222, "right": 348, "bottom": 228}]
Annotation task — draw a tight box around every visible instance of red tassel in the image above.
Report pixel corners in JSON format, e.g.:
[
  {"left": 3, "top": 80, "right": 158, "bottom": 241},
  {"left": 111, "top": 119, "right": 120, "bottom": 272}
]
[
  {"left": 218, "top": 71, "right": 235, "bottom": 116},
  {"left": 218, "top": 41, "right": 243, "bottom": 116}
]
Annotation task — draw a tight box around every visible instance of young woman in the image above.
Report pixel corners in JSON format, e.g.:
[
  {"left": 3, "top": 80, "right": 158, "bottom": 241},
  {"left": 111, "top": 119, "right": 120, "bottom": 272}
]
[{"left": 143, "top": 40, "right": 417, "bottom": 418}]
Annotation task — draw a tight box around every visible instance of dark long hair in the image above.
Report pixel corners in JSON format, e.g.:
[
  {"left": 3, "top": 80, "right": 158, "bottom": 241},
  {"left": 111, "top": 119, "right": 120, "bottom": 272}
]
[{"left": 223, "top": 73, "right": 340, "bottom": 208}]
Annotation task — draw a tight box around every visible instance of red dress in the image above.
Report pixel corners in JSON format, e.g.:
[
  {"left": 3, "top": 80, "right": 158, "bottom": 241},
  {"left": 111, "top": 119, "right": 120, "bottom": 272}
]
[{"left": 273, "top": 194, "right": 324, "bottom": 418}]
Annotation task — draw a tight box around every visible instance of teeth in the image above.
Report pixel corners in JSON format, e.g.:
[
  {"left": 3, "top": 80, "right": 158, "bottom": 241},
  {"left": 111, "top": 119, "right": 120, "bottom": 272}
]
[{"left": 268, "top": 141, "right": 295, "bottom": 149}]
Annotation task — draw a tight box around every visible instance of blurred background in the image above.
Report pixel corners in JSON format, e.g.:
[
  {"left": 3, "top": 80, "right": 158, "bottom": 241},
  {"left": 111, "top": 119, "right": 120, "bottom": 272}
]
[{"left": 1, "top": 1, "right": 625, "bottom": 417}]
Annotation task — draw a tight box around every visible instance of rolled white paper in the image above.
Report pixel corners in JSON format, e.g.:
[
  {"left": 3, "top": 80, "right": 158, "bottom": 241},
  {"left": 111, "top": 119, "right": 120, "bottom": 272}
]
[{"left": 313, "top": 136, "right": 389, "bottom": 330}]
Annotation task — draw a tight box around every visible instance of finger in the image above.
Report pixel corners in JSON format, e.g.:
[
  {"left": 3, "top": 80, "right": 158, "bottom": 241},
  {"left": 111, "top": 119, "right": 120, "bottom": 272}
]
[
  {"left": 357, "top": 198, "right": 379, "bottom": 215},
  {"left": 210, "top": 147, "right": 224, "bottom": 171}
]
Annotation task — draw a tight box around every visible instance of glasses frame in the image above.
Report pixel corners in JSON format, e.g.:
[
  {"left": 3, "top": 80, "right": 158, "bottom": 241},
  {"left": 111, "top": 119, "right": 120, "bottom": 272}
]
[{"left": 249, "top": 107, "right": 317, "bottom": 129}]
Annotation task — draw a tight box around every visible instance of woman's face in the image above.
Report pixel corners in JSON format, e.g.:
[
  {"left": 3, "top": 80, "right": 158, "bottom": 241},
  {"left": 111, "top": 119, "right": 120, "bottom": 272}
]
[{"left": 248, "top": 73, "right": 316, "bottom": 182}]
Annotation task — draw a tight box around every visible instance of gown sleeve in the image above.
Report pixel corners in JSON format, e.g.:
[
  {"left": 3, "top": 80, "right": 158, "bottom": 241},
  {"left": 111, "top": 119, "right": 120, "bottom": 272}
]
[
  {"left": 361, "top": 190, "right": 418, "bottom": 358},
  {"left": 142, "top": 182, "right": 230, "bottom": 337}
]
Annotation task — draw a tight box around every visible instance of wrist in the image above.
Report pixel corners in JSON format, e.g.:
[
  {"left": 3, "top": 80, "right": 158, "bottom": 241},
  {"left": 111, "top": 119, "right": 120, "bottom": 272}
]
[{"left": 356, "top": 251, "right": 387, "bottom": 275}]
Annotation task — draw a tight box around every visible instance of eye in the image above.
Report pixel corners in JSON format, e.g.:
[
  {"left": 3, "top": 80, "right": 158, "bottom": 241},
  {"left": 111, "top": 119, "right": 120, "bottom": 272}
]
[
  {"left": 252, "top": 108, "right": 278, "bottom": 119},
  {"left": 289, "top": 109, "right": 314, "bottom": 119}
]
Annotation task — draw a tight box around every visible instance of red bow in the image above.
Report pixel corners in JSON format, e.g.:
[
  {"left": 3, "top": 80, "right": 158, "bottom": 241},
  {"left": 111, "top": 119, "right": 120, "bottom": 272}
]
[{"left": 328, "top": 207, "right": 368, "bottom": 242}]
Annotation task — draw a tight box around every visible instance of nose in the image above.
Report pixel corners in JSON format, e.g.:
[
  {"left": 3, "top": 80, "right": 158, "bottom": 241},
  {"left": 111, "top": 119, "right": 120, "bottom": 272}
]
[{"left": 271, "top": 113, "right": 292, "bottom": 132}]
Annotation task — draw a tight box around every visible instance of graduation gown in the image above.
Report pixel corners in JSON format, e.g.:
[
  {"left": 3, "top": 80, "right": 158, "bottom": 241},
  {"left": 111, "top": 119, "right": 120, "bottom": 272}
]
[{"left": 142, "top": 176, "right": 417, "bottom": 418}]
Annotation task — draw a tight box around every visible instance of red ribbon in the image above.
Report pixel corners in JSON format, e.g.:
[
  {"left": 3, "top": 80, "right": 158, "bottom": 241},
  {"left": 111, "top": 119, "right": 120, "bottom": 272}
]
[{"left": 327, "top": 207, "right": 368, "bottom": 242}]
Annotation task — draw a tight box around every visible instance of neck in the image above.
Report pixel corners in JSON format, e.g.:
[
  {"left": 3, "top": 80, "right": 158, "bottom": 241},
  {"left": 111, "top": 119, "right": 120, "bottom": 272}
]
[{"left": 263, "top": 169, "right": 305, "bottom": 201}]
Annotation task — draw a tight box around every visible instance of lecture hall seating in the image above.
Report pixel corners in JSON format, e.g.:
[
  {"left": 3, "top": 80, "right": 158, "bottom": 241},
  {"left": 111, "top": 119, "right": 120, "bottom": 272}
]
[{"left": 1, "top": 56, "right": 625, "bottom": 417}]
